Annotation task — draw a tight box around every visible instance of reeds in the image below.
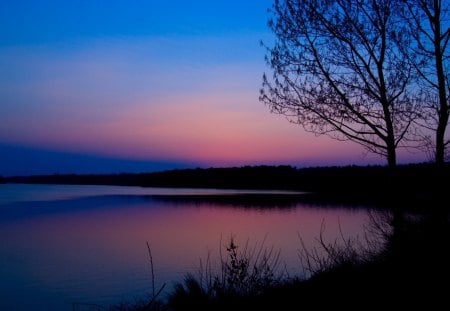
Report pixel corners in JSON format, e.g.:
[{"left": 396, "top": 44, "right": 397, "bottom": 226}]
[
  {"left": 168, "top": 236, "right": 285, "bottom": 310},
  {"left": 298, "top": 215, "right": 388, "bottom": 277},
  {"left": 111, "top": 211, "right": 437, "bottom": 310}
]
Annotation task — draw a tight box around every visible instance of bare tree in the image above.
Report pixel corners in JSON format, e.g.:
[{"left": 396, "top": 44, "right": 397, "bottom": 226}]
[
  {"left": 260, "top": 0, "right": 420, "bottom": 167},
  {"left": 400, "top": 0, "right": 450, "bottom": 165}
]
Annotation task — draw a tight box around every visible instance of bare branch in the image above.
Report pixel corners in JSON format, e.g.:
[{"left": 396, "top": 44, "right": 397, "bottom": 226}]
[{"left": 261, "top": 0, "right": 420, "bottom": 167}]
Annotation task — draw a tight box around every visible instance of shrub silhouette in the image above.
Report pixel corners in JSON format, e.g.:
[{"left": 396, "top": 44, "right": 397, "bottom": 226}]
[{"left": 168, "top": 237, "right": 284, "bottom": 310}]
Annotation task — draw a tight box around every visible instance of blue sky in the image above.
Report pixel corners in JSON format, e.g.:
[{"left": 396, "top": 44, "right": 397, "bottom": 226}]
[
  {"left": 0, "top": 1, "right": 427, "bottom": 176},
  {"left": 0, "top": 1, "right": 270, "bottom": 44}
]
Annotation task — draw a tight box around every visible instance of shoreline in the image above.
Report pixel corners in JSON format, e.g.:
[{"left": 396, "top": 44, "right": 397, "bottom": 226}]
[{"left": 2, "top": 163, "right": 448, "bottom": 213}]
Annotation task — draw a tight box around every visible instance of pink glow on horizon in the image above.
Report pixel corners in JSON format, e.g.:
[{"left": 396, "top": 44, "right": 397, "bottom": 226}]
[
  {"left": 0, "top": 39, "right": 427, "bottom": 168},
  {"left": 2, "top": 89, "right": 368, "bottom": 166}
]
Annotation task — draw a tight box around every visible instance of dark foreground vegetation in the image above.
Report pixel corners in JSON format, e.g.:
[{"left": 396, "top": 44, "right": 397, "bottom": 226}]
[{"left": 105, "top": 210, "right": 449, "bottom": 311}]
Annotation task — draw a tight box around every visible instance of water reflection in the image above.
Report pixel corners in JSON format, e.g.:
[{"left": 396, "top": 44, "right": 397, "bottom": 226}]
[{"left": 0, "top": 184, "right": 375, "bottom": 311}]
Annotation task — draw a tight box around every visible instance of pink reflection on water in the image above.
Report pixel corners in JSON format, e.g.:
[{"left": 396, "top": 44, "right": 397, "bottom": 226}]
[{"left": 0, "top": 193, "right": 372, "bottom": 309}]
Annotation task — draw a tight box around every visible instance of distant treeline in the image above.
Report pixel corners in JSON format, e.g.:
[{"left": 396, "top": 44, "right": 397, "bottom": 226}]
[{"left": 2, "top": 163, "right": 449, "bottom": 196}]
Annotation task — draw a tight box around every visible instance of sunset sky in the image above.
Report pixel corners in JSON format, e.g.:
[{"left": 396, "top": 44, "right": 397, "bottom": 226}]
[{"left": 0, "top": 0, "right": 427, "bottom": 176}]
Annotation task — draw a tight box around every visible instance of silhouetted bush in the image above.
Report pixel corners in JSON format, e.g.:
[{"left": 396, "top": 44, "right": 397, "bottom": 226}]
[{"left": 168, "top": 238, "right": 284, "bottom": 311}]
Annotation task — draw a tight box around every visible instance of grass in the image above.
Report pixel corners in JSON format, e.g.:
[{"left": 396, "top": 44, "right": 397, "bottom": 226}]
[
  {"left": 168, "top": 237, "right": 285, "bottom": 311},
  {"left": 285, "top": 209, "right": 450, "bottom": 309},
  {"left": 107, "top": 207, "right": 449, "bottom": 310}
]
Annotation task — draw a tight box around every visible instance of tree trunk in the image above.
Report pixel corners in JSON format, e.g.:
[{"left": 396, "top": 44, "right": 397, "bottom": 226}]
[
  {"left": 433, "top": 0, "right": 448, "bottom": 165},
  {"left": 387, "top": 141, "right": 397, "bottom": 168},
  {"left": 436, "top": 121, "right": 447, "bottom": 165},
  {"left": 383, "top": 101, "right": 397, "bottom": 168}
]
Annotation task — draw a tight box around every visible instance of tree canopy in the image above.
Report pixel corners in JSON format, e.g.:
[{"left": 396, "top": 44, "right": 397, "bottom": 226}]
[{"left": 261, "top": 0, "right": 421, "bottom": 167}]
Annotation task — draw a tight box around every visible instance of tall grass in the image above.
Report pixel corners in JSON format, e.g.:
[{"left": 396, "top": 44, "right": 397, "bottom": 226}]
[
  {"left": 110, "top": 209, "right": 448, "bottom": 310},
  {"left": 298, "top": 212, "right": 389, "bottom": 277},
  {"left": 166, "top": 218, "right": 388, "bottom": 311},
  {"left": 168, "top": 237, "right": 285, "bottom": 310}
]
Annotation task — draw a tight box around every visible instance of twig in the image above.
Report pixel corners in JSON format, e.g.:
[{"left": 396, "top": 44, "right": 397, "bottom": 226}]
[
  {"left": 145, "top": 241, "right": 166, "bottom": 309},
  {"left": 146, "top": 241, "right": 155, "bottom": 298}
]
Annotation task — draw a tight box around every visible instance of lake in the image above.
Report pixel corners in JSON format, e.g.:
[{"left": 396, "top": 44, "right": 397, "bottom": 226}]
[{"left": 0, "top": 184, "right": 378, "bottom": 310}]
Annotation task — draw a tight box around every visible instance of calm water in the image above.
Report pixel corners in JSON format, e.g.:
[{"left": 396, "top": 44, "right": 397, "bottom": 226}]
[{"left": 0, "top": 184, "right": 376, "bottom": 310}]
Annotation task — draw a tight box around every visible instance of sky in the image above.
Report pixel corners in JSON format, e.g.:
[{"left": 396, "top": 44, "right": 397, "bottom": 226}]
[{"left": 0, "top": 0, "right": 428, "bottom": 176}]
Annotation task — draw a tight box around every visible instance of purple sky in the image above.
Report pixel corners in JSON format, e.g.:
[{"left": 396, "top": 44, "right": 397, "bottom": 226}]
[{"left": 0, "top": 0, "right": 428, "bottom": 176}]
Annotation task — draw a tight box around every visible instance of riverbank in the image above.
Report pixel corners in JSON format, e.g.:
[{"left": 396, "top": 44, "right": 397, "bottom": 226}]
[{"left": 3, "top": 163, "right": 449, "bottom": 212}]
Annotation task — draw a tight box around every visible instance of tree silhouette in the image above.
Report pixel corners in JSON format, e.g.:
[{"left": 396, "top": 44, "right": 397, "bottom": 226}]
[
  {"left": 260, "top": 0, "right": 420, "bottom": 167},
  {"left": 400, "top": 0, "right": 450, "bottom": 165}
]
